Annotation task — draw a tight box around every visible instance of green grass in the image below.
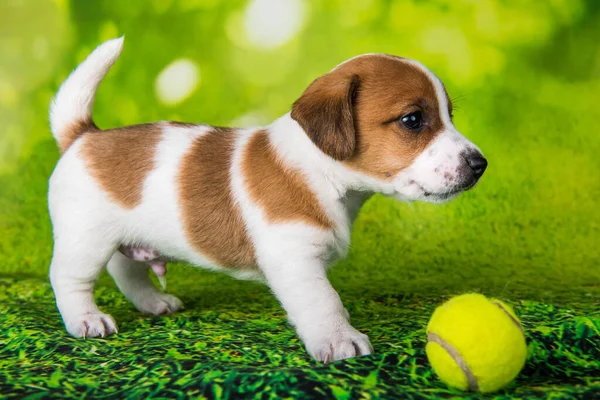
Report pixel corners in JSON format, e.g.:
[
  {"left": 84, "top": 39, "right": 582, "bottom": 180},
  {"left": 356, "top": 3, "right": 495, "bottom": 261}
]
[
  {"left": 1, "top": 0, "right": 600, "bottom": 398},
  {"left": 1, "top": 272, "right": 599, "bottom": 398}
]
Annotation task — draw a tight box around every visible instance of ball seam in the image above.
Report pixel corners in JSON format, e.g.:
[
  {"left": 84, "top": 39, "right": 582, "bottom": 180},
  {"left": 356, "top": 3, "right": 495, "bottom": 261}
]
[
  {"left": 491, "top": 301, "right": 524, "bottom": 333},
  {"left": 427, "top": 332, "right": 479, "bottom": 391}
]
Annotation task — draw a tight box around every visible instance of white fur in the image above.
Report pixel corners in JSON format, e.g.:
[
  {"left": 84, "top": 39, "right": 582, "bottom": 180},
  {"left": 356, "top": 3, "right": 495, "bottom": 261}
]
[
  {"left": 389, "top": 59, "right": 483, "bottom": 203},
  {"left": 333, "top": 56, "right": 483, "bottom": 203},
  {"left": 48, "top": 38, "right": 483, "bottom": 362},
  {"left": 107, "top": 252, "right": 182, "bottom": 316},
  {"left": 49, "top": 139, "right": 124, "bottom": 337},
  {"left": 230, "top": 127, "right": 373, "bottom": 360},
  {"left": 124, "top": 124, "right": 217, "bottom": 267},
  {"left": 50, "top": 37, "right": 124, "bottom": 141}
]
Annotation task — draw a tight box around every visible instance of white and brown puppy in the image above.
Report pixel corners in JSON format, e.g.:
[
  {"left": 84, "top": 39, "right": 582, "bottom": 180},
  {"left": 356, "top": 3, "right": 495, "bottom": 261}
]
[{"left": 48, "top": 38, "right": 487, "bottom": 362}]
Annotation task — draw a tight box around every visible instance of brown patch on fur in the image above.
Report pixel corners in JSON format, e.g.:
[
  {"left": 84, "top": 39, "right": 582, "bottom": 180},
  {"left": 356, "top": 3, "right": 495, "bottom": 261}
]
[
  {"left": 179, "top": 128, "right": 257, "bottom": 268},
  {"left": 291, "top": 75, "right": 359, "bottom": 160},
  {"left": 81, "top": 123, "right": 162, "bottom": 209},
  {"left": 59, "top": 119, "right": 98, "bottom": 154},
  {"left": 292, "top": 55, "right": 447, "bottom": 180},
  {"left": 168, "top": 121, "right": 201, "bottom": 128},
  {"left": 243, "top": 130, "right": 332, "bottom": 229}
]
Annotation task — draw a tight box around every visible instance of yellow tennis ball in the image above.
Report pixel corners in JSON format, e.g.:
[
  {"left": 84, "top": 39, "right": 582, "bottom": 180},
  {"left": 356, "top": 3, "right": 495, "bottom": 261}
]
[{"left": 426, "top": 293, "right": 527, "bottom": 393}]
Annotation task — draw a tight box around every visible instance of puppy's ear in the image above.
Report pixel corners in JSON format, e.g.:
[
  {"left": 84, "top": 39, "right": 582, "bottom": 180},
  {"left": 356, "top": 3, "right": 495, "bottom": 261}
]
[{"left": 291, "top": 73, "right": 360, "bottom": 161}]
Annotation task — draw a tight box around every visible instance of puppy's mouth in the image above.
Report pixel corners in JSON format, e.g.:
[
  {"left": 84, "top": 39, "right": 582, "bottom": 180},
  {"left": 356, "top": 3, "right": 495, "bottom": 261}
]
[{"left": 419, "top": 181, "right": 478, "bottom": 201}]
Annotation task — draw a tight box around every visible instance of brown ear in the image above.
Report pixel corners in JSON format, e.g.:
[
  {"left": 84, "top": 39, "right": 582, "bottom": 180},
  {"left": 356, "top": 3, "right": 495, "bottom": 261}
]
[{"left": 291, "top": 73, "right": 360, "bottom": 161}]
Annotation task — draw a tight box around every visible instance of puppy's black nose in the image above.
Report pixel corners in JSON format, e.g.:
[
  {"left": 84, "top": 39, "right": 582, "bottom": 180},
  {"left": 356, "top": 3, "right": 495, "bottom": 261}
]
[{"left": 466, "top": 155, "right": 488, "bottom": 178}]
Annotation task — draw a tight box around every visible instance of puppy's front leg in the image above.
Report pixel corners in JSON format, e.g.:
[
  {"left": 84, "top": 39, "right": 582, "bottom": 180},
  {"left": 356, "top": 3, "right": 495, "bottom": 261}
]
[{"left": 261, "top": 255, "right": 372, "bottom": 362}]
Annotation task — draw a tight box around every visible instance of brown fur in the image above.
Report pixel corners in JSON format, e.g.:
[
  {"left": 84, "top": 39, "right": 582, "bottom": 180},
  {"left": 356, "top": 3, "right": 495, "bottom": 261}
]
[
  {"left": 292, "top": 55, "right": 447, "bottom": 180},
  {"left": 179, "top": 128, "right": 257, "bottom": 268},
  {"left": 59, "top": 120, "right": 98, "bottom": 154},
  {"left": 291, "top": 75, "right": 360, "bottom": 160},
  {"left": 243, "top": 130, "right": 332, "bottom": 229},
  {"left": 168, "top": 121, "right": 201, "bottom": 128},
  {"left": 80, "top": 123, "right": 162, "bottom": 209}
]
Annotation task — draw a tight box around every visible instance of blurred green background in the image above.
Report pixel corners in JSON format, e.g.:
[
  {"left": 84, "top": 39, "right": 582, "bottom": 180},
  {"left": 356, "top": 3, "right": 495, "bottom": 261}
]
[
  {"left": 1, "top": 0, "right": 598, "bottom": 303},
  {"left": 1, "top": 1, "right": 600, "bottom": 398}
]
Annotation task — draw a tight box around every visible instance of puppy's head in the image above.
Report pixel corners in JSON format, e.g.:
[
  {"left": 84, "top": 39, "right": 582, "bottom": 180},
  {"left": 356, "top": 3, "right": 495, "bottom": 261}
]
[{"left": 291, "top": 54, "right": 487, "bottom": 203}]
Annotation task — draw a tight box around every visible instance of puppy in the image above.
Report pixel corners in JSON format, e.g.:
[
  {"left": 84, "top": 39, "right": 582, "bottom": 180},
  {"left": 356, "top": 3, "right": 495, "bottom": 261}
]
[{"left": 48, "top": 38, "right": 487, "bottom": 362}]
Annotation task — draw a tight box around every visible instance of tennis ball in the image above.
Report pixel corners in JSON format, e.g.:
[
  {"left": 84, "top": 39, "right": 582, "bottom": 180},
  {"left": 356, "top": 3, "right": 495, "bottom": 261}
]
[{"left": 426, "top": 293, "right": 527, "bottom": 393}]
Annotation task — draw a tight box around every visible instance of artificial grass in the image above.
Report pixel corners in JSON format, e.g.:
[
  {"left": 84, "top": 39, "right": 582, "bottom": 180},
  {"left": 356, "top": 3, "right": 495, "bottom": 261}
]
[{"left": 1, "top": 274, "right": 599, "bottom": 399}]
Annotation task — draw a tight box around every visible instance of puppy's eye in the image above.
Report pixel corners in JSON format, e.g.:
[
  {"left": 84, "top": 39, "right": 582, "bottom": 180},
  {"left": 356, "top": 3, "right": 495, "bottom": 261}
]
[{"left": 401, "top": 111, "right": 423, "bottom": 130}]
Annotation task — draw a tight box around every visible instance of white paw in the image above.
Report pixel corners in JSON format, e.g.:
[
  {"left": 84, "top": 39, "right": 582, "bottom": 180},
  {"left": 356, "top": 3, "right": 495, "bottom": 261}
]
[
  {"left": 134, "top": 293, "right": 183, "bottom": 315},
  {"left": 306, "top": 326, "right": 373, "bottom": 363},
  {"left": 65, "top": 312, "right": 118, "bottom": 338}
]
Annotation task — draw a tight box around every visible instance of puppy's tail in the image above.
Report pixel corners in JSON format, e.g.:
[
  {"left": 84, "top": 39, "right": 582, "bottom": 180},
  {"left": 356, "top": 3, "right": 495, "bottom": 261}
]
[{"left": 49, "top": 36, "right": 124, "bottom": 154}]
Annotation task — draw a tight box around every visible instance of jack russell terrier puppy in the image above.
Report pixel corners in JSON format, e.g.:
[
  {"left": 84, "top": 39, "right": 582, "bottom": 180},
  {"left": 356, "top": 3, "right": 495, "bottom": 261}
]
[{"left": 48, "top": 37, "right": 487, "bottom": 362}]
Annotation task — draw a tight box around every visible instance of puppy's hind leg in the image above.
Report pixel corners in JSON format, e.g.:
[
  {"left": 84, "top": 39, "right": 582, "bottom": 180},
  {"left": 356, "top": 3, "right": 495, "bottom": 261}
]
[
  {"left": 107, "top": 251, "right": 183, "bottom": 315},
  {"left": 49, "top": 234, "right": 119, "bottom": 338}
]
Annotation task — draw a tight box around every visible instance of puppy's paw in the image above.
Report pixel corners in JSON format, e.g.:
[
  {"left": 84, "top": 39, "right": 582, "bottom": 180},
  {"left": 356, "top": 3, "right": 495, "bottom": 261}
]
[
  {"left": 65, "top": 312, "right": 118, "bottom": 338},
  {"left": 135, "top": 293, "right": 183, "bottom": 315},
  {"left": 307, "top": 326, "right": 373, "bottom": 363}
]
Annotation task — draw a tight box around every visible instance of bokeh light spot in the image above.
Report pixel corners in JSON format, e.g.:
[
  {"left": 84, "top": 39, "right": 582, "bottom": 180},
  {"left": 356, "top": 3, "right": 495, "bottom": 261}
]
[
  {"left": 155, "top": 59, "right": 200, "bottom": 106},
  {"left": 243, "top": 0, "right": 305, "bottom": 50}
]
